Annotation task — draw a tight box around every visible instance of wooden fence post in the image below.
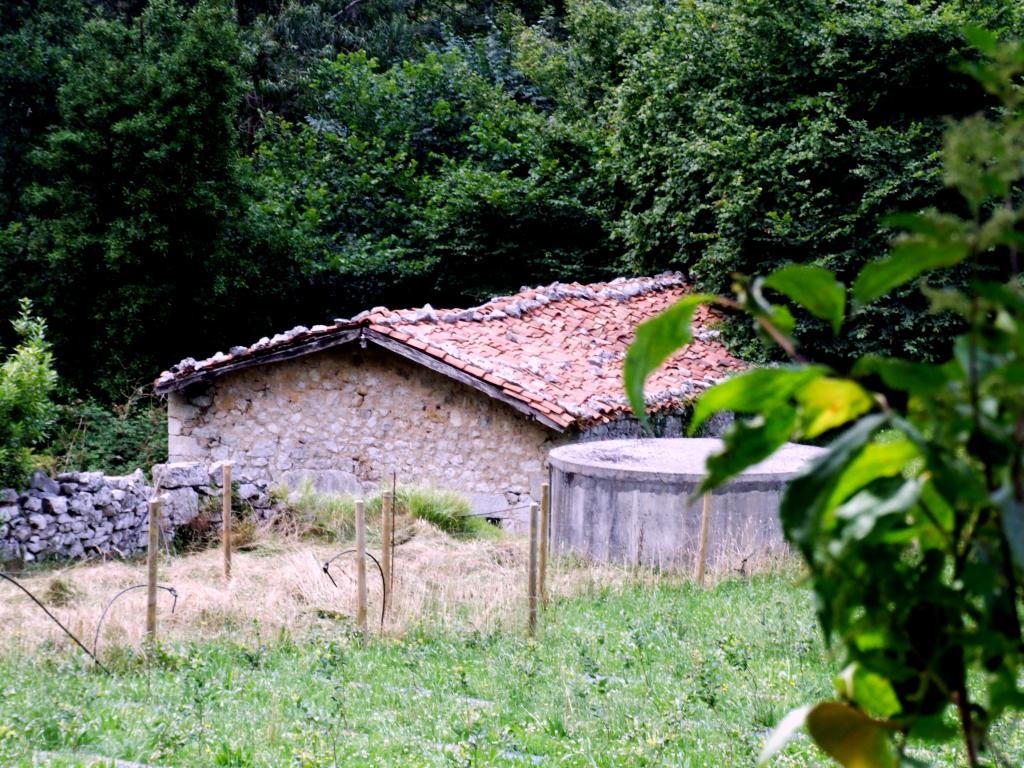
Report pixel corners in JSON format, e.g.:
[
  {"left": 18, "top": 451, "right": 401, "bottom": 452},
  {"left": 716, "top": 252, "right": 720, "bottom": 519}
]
[
  {"left": 146, "top": 497, "right": 161, "bottom": 641},
  {"left": 222, "top": 462, "right": 233, "bottom": 582},
  {"left": 381, "top": 490, "right": 393, "bottom": 619},
  {"left": 527, "top": 502, "right": 539, "bottom": 635},
  {"left": 539, "top": 483, "right": 550, "bottom": 610},
  {"left": 355, "top": 499, "right": 367, "bottom": 635},
  {"left": 695, "top": 492, "right": 712, "bottom": 586}
]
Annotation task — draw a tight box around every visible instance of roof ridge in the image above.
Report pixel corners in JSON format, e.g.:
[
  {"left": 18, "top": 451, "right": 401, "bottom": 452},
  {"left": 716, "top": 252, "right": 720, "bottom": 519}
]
[{"left": 337, "top": 271, "right": 687, "bottom": 327}]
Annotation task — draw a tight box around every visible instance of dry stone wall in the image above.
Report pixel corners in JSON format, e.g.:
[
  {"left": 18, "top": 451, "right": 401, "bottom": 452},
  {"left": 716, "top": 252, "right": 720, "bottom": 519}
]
[
  {"left": 0, "top": 463, "right": 272, "bottom": 563},
  {"left": 167, "top": 346, "right": 560, "bottom": 511}
]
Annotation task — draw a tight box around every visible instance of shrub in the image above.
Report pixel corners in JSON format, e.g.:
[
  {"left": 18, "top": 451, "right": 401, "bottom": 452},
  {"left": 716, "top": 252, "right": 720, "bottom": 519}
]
[
  {"left": 0, "top": 298, "right": 57, "bottom": 488},
  {"left": 287, "top": 482, "right": 365, "bottom": 541},
  {"left": 397, "top": 486, "right": 470, "bottom": 534},
  {"left": 51, "top": 393, "right": 167, "bottom": 476},
  {"left": 282, "top": 483, "right": 498, "bottom": 540}
]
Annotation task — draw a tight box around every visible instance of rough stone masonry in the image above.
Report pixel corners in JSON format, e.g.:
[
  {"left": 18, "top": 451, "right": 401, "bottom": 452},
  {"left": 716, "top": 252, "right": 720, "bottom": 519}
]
[
  {"left": 167, "top": 345, "right": 560, "bottom": 519},
  {"left": 0, "top": 463, "right": 272, "bottom": 563}
]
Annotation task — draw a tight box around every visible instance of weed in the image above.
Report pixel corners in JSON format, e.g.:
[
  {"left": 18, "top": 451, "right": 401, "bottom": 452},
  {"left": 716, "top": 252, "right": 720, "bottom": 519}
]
[
  {"left": 175, "top": 489, "right": 258, "bottom": 553},
  {"left": 42, "top": 578, "right": 77, "bottom": 607},
  {"left": 51, "top": 393, "right": 166, "bottom": 476},
  {"left": 280, "top": 482, "right": 499, "bottom": 541}
]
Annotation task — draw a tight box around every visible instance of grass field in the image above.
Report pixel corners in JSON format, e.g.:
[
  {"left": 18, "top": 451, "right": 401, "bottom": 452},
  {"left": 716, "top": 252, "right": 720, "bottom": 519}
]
[{"left": 0, "top": 531, "right": 1021, "bottom": 766}]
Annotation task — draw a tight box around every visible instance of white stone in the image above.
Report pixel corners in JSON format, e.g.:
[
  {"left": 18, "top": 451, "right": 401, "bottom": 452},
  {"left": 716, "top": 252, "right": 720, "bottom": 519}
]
[
  {"left": 152, "top": 461, "right": 208, "bottom": 489},
  {"left": 158, "top": 487, "right": 200, "bottom": 526},
  {"left": 42, "top": 496, "right": 67, "bottom": 516},
  {"left": 168, "top": 433, "right": 202, "bottom": 457}
]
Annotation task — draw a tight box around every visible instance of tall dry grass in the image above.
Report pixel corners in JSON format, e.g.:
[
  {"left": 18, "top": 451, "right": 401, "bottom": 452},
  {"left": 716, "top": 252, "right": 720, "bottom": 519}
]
[
  {"left": 0, "top": 509, "right": 794, "bottom": 662},
  {"left": 0, "top": 518, "right": 645, "bottom": 658}
]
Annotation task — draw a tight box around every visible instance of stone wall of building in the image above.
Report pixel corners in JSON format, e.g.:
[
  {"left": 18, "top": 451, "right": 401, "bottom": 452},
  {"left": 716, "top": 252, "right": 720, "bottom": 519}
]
[
  {"left": 167, "top": 346, "right": 559, "bottom": 508},
  {"left": 0, "top": 463, "right": 271, "bottom": 563}
]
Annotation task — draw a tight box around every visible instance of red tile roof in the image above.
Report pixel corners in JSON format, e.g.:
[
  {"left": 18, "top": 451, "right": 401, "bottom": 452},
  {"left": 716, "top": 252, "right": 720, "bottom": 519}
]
[{"left": 154, "top": 273, "right": 746, "bottom": 431}]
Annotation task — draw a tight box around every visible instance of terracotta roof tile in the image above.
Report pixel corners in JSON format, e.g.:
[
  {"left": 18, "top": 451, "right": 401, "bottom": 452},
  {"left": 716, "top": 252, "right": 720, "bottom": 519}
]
[{"left": 154, "top": 272, "right": 747, "bottom": 429}]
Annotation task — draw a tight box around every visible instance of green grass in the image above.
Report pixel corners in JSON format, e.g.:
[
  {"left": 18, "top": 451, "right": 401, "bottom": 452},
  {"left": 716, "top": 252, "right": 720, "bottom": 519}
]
[
  {"left": 0, "top": 571, "right": 1020, "bottom": 767},
  {"left": 285, "top": 483, "right": 497, "bottom": 541},
  {"left": 397, "top": 486, "right": 500, "bottom": 539}
]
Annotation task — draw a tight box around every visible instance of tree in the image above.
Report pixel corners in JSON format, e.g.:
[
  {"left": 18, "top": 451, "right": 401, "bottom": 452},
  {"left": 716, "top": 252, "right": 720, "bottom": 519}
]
[
  {"left": 0, "top": 0, "right": 88, "bottom": 342},
  {"left": 19, "top": 0, "right": 258, "bottom": 397},
  {"left": 0, "top": 0, "right": 86, "bottom": 224},
  {"left": 626, "top": 33, "right": 1024, "bottom": 768},
  {"left": 238, "top": 0, "right": 566, "bottom": 136},
  {"left": 0, "top": 299, "right": 57, "bottom": 489},
  {"left": 251, "top": 45, "right": 612, "bottom": 311},
  {"left": 606, "top": 0, "right": 1021, "bottom": 365}
]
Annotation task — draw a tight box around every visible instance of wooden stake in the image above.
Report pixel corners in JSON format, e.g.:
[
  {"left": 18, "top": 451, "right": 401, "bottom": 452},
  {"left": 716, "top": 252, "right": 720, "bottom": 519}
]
[
  {"left": 355, "top": 499, "right": 367, "bottom": 635},
  {"left": 146, "top": 497, "right": 160, "bottom": 641},
  {"left": 527, "top": 502, "right": 539, "bottom": 635},
  {"left": 695, "top": 492, "right": 712, "bottom": 586},
  {"left": 222, "top": 462, "right": 233, "bottom": 581},
  {"left": 381, "top": 490, "right": 393, "bottom": 618},
  {"left": 539, "top": 483, "right": 550, "bottom": 610}
]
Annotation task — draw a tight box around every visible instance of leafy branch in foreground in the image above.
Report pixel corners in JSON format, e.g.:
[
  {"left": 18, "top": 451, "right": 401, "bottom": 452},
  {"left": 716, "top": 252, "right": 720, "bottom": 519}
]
[{"left": 626, "top": 32, "right": 1024, "bottom": 768}]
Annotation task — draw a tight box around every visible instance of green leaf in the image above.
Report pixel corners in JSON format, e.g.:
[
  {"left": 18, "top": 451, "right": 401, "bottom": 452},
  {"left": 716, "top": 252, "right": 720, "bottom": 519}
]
[
  {"left": 763, "top": 265, "right": 846, "bottom": 335},
  {"left": 827, "top": 438, "right": 920, "bottom": 509},
  {"left": 919, "top": 283, "right": 972, "bottom": 318},
  {"left": 766, "top": 303, "right": 796, "bottom": 338},
  {"left": 624, "top": 294, "right": 716, "bottom": 423},
  {"left": 700, "top": 407, "right": 798, "bottom": 493},
  {"left": 758, "top": 705, "right": 812, "bottom": 765},
  {"left": 805, "top": 702, "right": 897, "bottom": 768},
  {"left": 836, "top": 664, "right": 902, "bottom": 719},
  {"left": 917, "top": 480, "right": 954, "bottom": 536},
  {"left": 690, "top": 366, "right": 828, "bottom": 433},
  {"left": 906, "top": 713, "right": 959, "bottom": 743},
  {"left": 964, "top": 26, "right": 999, "bottom": 56},
  {"left": 795, "top": 378, "right": 874, "bottom": 439},
  {"left": 879, "top": 212, "right": 938, "bottom": 234},
  {"left": 893, "top": 416, "right": 989, "bottom": 506},
  {"left": 780, "top": 414, "right": 890, "bottom": 557},
  {"left": 852, "top": 355, "right": 956, "bottom": 396},
  {"left": 835, "top": 477, "right": 924, "bottom": 547},
  {"left": 853, "top": 240, "right": 970, "bottom": 306}
]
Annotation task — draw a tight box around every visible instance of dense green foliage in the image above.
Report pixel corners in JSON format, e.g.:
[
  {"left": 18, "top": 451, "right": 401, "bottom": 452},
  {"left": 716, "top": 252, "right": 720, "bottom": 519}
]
[
  {"left": 0, "top": 299, "right": 57, "bottom": 488},
  {"left": 49, "top": 397, "right": 167, "bottom": 477},
  {"left": 252, "top": 46, "right": 612, "bottom": 305},
  {"left": 627, "top": 35, "right": 1024, "bottom": 768},
  {"left": 16, "top": 0, "right": 295, "bottom": 396},
  {"left": 3, "top": 0, "right": 1021, "bottom": 405},
  {"left": 603, "top": 0, "right": 1019, "bottom": 364},
  {"left": 0, "top": 0, "right": 85, "bottom": 224}
]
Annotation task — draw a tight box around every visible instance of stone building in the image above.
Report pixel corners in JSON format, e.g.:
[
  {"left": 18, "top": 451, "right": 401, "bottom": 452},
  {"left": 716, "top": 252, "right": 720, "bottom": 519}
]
[{"left": 154, "top": 273, "right": 745, "bottom": 515}]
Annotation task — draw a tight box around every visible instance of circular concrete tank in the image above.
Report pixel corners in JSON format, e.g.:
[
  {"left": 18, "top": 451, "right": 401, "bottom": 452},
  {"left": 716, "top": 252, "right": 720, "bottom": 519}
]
[{"left": 548, "top": 438, "right": 826, "bottom": 572}]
